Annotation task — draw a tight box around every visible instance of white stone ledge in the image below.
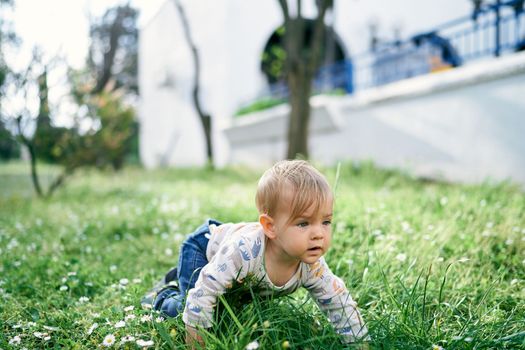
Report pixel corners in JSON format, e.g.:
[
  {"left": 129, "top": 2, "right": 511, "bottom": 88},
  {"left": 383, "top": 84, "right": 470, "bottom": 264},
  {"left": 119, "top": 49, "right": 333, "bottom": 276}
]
[
  {"left": 346, "top": 50, "right": 525, "bottom": 108},
  {"left": 223, "top": 95, "right": 343, "bottom": 145}
]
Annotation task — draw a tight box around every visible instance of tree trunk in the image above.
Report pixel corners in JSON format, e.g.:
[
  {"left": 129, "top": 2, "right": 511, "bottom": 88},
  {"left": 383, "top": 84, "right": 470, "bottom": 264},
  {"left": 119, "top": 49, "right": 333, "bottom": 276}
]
[
  {"left": 15, "top": 116, "right": 43, "bottom": 197},
  {"left": 93, "top": 12, "right": 124, "bottom": 94},
  {"left": 278, "top": 0, "right": 332, "bottom": 160},
  {"left": 27, "top": 141, "right": 44, "bottom": 197},
  {"left": 173, "top": 0, "right": 214, "bottom": 168},
  {"left": 286, "top": 63, "right": 312, "bottom": 159}
]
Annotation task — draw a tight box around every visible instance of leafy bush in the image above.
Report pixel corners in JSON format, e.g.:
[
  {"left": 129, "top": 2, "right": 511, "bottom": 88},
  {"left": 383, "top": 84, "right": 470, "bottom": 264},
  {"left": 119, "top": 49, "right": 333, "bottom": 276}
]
[{"left": 234, "top": 97, "right": 287, "bottom": 117}]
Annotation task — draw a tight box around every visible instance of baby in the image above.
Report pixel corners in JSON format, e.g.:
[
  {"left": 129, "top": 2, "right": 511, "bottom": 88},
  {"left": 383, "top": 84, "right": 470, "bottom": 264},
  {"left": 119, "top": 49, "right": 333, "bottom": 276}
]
[{"left": 142, "top": 160, "right": 369, "bottom": 347}]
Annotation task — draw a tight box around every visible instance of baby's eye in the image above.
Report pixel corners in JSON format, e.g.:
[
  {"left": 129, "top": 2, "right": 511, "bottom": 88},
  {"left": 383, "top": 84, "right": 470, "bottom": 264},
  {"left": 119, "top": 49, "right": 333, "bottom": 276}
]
[
  {"left": 297, "top": 221, "right": 309, "bottom": 228},
  {"left": 323, "top": 220, "right": 332, "bottom": 226}
]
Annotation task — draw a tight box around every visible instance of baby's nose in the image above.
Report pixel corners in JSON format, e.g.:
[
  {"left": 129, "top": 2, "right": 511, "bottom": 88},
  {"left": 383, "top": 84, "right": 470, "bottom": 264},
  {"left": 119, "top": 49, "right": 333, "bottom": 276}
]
[{"left": 312, "top": 229, "right": 324, "bottom": 239}]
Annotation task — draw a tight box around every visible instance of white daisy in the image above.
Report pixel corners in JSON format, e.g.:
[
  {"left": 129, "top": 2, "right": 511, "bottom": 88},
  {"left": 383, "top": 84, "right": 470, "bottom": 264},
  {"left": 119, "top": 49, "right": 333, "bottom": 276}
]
[
  {"left": 140, "top": 315, "right": 152, "bottom": 323},
  {"left": 87, "top": 323, "right": 98, "bottom": 335},
  {"left": 136, "top": 339, "right": 154, "bottom": 348},
  {"left": 246, "top": 340, "right": 259, "bottom": 349},
  {"left": 9, "top": 335, "right": 21, "bottom": 345},
  {"left": 78, "top": 296, "right": 90, "bottom": 303},
  {"left": 124, "top": 305, "right": 134, "bottom": 312},
  {"left": 119, "top": 278, "right": 129, "bottom": 286},
  {"left": 121, "top": 335, "right": 136, "bottom": 344},
  {"left": 59, "top": 285, "right": 68, "bottom": 291},
  {"left": 114, "top": 320, "right": 126, "bottom": 328},
  {"left": 395, "top": 253, "right": 407, "bottom": 262},
  {"left": 39, "top": 333, "right": 51, "bottom": 341},
  {"left": 125, "top": 314, "right": 136, "bottom": 321},
  {"left": 102, "top": 334, "right": 116, "bottom": 347}
]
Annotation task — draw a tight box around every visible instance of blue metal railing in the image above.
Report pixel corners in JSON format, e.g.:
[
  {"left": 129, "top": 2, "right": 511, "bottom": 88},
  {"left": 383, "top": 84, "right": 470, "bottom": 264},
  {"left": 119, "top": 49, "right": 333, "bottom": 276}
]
[
  {"left": 251, "top": 59, "right": 354, "bottom": 103},
  {"left": 239, "top": 0, "right": 524, "bottom": 111},
  {"left": 352, "top": 0, "right": 525, "bottom": 90}
]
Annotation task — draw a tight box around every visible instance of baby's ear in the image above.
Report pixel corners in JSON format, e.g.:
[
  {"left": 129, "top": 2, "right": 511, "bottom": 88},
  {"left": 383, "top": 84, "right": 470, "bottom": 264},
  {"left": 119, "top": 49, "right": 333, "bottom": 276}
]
[{"left": 259, "top": 214, "right": 276, "bottom": 239}]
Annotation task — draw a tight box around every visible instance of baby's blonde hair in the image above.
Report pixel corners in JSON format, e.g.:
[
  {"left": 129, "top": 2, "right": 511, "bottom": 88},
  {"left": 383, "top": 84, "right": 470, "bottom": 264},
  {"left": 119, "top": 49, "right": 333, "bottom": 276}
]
[{"left": 255, "top": 160, "right": 332, "bottom": 221}]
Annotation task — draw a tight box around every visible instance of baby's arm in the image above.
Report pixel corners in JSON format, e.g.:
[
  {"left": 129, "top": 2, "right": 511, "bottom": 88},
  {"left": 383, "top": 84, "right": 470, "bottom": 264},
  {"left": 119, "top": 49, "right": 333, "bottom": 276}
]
[
  {"left": 304, "top": 258, "right": 369, "bottom": 344},
  {"left": 183, "top": 238, "right": 252, "bottom": 343}
]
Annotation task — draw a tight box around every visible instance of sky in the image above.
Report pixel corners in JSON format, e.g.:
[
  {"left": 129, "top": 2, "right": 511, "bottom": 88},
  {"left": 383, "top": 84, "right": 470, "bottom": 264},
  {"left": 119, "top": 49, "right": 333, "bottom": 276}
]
[
  {"left": 2, "top": 0, "right": 165, "bottom": 126},
  {"left": 7, "top": 0, "right": 165, "bottom": 69}
]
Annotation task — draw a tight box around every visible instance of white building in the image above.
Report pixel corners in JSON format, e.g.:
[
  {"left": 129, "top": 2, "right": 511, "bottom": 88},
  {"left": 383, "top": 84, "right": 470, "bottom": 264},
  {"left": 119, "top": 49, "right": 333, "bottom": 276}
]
[{"left": 138, "top": 0, "right": 525, "bottom": 185}]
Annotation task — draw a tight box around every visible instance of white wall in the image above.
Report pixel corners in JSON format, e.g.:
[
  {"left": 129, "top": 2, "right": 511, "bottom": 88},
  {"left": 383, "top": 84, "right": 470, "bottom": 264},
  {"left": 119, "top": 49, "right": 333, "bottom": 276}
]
[
  {"left": 138, "top": 0, "right": 207, "bottom": 167},
  {"left": 139, "top": 0, "right": 284, "bottom": 168},
  {"left": 224, "top": 52, "right": 525, "bottom": 185}
]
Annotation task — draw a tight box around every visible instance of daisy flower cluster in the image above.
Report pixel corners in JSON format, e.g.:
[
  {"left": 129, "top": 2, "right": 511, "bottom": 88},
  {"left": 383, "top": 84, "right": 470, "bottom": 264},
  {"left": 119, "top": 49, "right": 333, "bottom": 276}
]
[
  {"left": 7, "top": 321, "right": 60, "bottom": 347},
  {"left": 84, "top": 304, "right": 159, "bottom": 348}
]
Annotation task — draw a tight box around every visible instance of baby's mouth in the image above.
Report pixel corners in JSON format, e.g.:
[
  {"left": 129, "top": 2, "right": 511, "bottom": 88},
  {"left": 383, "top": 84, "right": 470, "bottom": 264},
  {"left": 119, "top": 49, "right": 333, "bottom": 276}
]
[{"left": 308, "top": 246, "right": 322, "bottom": 252}]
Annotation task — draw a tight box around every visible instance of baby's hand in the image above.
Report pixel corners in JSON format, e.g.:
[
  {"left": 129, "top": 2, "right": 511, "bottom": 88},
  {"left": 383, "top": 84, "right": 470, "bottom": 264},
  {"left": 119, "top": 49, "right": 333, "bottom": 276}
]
[
  {"left": 349, "top": 342, "right": 369, "bottom": 350},
  {"left": 185, "top": 325, "right": 204, "bottom": 349}
]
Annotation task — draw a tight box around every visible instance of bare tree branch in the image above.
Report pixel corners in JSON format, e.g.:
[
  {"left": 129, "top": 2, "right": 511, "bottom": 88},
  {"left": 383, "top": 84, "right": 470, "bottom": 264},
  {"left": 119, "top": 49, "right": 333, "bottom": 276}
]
[
  {"left": 309, "top": 0, "right": 333, "bottom": 74},
  {"left": 172, "top": 0, "right": 214, "bottom": 167},
  {"left": 92, "top": 10, "right": 125, "bottom": 94},
  {"left": 46, "top": 167, "right": 72, "bottom": 197},
  {"left": 15, "top": 115, "right": 43, "bottom": 197},
  {"left": 277, "top": 0, "right": 290, "bottom": 22},
  {"left": 10, "top": 53, "right": 76, "bottom": 198}
]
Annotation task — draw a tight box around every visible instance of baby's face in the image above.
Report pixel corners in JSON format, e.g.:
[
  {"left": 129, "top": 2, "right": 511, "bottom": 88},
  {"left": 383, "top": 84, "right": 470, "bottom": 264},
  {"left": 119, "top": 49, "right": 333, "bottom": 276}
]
[{"left": 272, "top": 189, "right": 333, "bottom": 265}]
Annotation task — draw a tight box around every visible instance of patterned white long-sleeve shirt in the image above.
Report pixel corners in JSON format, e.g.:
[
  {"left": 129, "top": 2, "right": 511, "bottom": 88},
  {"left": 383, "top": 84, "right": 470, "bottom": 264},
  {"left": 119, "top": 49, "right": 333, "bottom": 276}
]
[{"left": 182, "top": 222, "right": 369, "bottom": 343}]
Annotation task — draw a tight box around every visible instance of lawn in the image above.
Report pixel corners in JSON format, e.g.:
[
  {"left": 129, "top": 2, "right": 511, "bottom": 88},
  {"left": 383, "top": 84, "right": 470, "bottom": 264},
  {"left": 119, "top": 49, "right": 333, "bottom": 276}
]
[{"left": 0, "top": 161, "right": 524, "bottom": 349}]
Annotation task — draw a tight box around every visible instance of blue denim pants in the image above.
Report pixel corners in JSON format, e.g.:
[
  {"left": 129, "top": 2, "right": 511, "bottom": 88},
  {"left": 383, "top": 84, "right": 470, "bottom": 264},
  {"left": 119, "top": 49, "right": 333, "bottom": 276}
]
[{"left": 154, "top": 219, "right": 221, "bottom": 317}]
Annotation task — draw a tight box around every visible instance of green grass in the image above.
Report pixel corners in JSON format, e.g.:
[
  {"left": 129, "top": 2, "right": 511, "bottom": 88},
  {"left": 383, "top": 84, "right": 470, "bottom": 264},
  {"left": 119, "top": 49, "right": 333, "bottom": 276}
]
[{"left": 0, "top": 161, "right": 524, "bottom": 349}]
